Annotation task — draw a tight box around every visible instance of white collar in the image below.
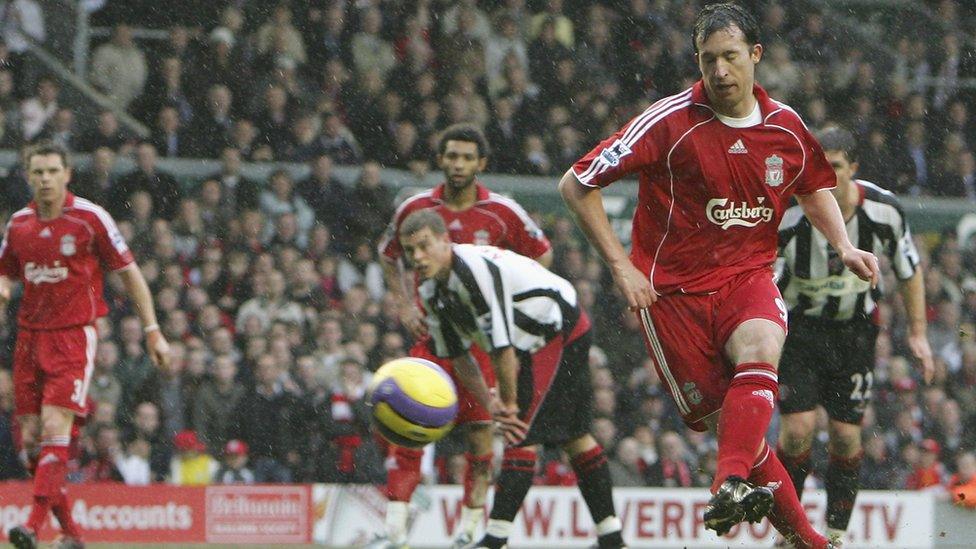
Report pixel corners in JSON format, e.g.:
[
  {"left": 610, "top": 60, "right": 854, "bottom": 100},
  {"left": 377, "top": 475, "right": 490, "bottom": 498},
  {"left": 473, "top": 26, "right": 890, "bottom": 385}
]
[{"left": 715, "top": 101, "right": 762, "bottom": 128}]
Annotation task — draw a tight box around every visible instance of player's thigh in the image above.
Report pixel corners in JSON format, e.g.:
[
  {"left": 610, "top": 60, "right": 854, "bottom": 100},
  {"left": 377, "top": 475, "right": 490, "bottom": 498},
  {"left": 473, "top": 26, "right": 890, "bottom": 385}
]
[
  {"left": 518, "top": 331, "right": 593, "bottom": 447},
  {"left": 717, "top": 269, "right": 788, "bottom": 366},
  {"left": 35, "top": 326, "right": 97, "bottom": 416},
  {"left": 820, "top": 321, "right": 878, "bottom": 425},
  {"left": 638, "top": 297, "right": 726, "bottom": 432},
  {"left": 410, "top": 339, "right": 495, "bottom": 425},
  {"left": 777, "top": 323, "right": 824, "bottom": 416},
  {"left": 12, "top": 328, "right": 42, "bottom": 417}
]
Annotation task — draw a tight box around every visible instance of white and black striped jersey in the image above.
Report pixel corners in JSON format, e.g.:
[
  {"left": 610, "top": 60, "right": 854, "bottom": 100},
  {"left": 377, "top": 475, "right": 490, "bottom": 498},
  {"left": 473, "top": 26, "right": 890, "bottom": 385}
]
[
  {"left": 776, "top": 180, "right": 920, "bottom": 321},
  {"left": 418, "top": 244, "right": 581, "bottom": 358}
]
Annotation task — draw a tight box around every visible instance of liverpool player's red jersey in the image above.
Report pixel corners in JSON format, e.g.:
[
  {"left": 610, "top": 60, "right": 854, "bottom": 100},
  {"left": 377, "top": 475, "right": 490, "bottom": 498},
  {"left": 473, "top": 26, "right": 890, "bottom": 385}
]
[
  {"left": 378, "top": 182, "right": 551, "bottom": 263},
  {"left": 0, "top": 193, "right": 134, "bottom": 329},
  {"left": 572, "top": 82, "right": 835, "bottom": 295}
]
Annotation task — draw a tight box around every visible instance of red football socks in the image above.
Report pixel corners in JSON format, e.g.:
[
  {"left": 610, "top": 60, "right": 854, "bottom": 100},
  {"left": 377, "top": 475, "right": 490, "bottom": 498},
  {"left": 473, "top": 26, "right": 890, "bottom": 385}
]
[
  {"left": 386, "top": 445, "right": 424, "bottom": 502},
  {"left": 750, "top": 446, "right": 829, "bottom": 549},
  {"left": 26, "top": 438, "right": 70, "bottom": 533},
  {"left": 463, "top": 452, "right": 493, "bottom": 508},
  {"left": 714, "top": 362, "right": 779, "bottom": 491}
]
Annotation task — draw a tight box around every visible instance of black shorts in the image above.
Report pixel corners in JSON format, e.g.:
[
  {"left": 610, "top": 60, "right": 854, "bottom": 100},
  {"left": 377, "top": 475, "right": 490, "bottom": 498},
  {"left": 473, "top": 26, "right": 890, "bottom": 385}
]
[
  {"left": 516, "top": 330, "right": 593, "bottom": 446},
  {"left": 778, "top": 316, "right": 878, "bottom": 424}
]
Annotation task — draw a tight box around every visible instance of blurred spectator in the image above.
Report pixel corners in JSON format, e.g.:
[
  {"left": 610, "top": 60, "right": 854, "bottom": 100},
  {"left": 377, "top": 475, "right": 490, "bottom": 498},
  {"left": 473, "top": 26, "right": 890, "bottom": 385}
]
[
  {"left": 88, "top": 340, "right": 122, "bottom": 410},
  {"left": 609, "top": 437, "right": 647, "bottom": 487},
  {"left": 132, "top": 341, "right": 191, "bottom": 440},
  {"left": 90, "top": 23, "right": 148, "bottom": 108},
  {"left": 338, "top": 240, "right": 385, "bottom": 301},
  {"left": 213, "top": 439, "right": 255, "bottom": 484},
  {"left": 70, "top": 146, "right": 116, "bottom": 205},
  {"left": 645, "top": 431, "right": 694, "bottom": 488},
  {"left": 169, "top": 430, "right": 217, "bottom": 485},
  {"left": 297, "top": 153, "right": 349, "bottom": 233},
  {"left": 350, "top": 8, "right": 395, "bottom": 79},
  {"left": 76, "top": 423, "right": 125, "bottom": 483},
  {"left": 861, "top": 430, "right": 898, "bottom": 489},
  {"left": 948, "top": 452, "right": 976, "bottom": 508},
  {"left": 318, "top": 111, "right": 361, "bottom": 164},
  {"left": 110, "top": 141, "right": 183, "bottom": 220},
  {"left": 0, "top": 0, "right": 44, "bottom": 93},
  {"left": 192, "top": 355, "right": 245, "bottom": 455},
  {"left": 122, "top": 401, "right": 171, "bottom": 482},
  {"left": 20, "top": 75, "right": 57, "bottom": 141},
  {"left": 228, "top": 354, "right": 300, "bottom": 483},
  {"left": 38, "top": 107, "right": 78, "bottom": 151},
  {"left": 345, "top": 160, "right": 393, "bottom": 244},
  {"left": 0, "top": 369, "right": 23, "bottom": 480},
  {"left": 150, "top": 105, "right": 188, "bottom": 158},
  {"left": 256, "top": 3, "right": 307, "bottom": 67},
  {"left": 116, "top": 438, "right": 152, "bottom": 485},
  {"left": 188, "top": 84, "right": 234, "bottom": 158},
  {"left": 82, "top": 110, "right": 130, "bottom": 154},
  {"left": 905, "top": 439, "right": 948, "bottom": 489},
  {"left": 259, "top": 169, "right": 314, "bottom": 241}
]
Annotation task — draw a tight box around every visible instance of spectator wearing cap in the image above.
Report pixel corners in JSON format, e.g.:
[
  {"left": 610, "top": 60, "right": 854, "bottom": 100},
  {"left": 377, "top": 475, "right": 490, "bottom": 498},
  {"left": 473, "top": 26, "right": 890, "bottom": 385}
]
[
  {"left": 213, "top": 439, "right": 255, "bottom": 484},
  {"left": 90, "top": 23, "right": 148, "bottom": 108},
  {"left": 169, "top": 430, "right": 217, "bottom": 486},
  {"left": 905, "top": 439, "right": 948, "bottom": 490}
]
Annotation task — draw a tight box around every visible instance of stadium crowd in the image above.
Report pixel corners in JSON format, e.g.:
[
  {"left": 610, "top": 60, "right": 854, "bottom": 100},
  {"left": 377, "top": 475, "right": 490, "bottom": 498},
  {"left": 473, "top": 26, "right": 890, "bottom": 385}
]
[{"left": 0, "top": 0, "right": 974, "bottom": 501}]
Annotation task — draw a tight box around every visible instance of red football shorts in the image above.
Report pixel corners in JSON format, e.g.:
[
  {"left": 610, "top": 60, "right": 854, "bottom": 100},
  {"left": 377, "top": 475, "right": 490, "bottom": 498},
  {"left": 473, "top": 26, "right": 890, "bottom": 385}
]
[
  {"left": 409, "top": 338, "right": 496, "bottom": 425},
  {"left": 13, "top": 325, "right": 98, "bottom": 417},
  {"left": 636, "top": 268, "right": 788, "bottom": 431}
]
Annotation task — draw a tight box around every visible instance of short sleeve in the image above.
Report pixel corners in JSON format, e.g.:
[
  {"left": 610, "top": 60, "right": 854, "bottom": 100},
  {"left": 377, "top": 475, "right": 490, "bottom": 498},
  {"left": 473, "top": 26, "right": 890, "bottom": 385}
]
[
  {"left": 494, "top": 197, "right": 551, "bottom": 259},
  {"left": 479, "top": 257, "right": 515, "bottom": 351},
  {"left": 571, "top": 101, "right": 672, "bottom": 188},
  {"left": 887, "top": 208, "right": 920, "bottom": 281},
  {"left": 90, "top": 207, "right": 135, "bottom": 271},
  {"left": 793, "top": 124, "right": 837, "bottom": 195},
  {"left": 422, "top": 295, "right": 470, "bottom": 359},
  {"left": 0, "top": 222, "right": 19, "bottom": 278}
]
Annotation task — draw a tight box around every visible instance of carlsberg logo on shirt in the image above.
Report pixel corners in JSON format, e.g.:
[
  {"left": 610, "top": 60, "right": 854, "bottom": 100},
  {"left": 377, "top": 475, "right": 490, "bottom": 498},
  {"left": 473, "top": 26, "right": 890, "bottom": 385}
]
[{"left": 706, "top": 197, "right": 774, "bottom": 230}]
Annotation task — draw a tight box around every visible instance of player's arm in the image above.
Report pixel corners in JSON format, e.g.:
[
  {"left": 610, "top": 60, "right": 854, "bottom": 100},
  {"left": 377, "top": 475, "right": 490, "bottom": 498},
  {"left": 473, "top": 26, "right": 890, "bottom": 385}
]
[
  {"left": 535, "top": 249, "right": 553, "bottom": 268},
  {"left": 117, "top": 264, "right": 171, "bottom": 369},
  {"left": 0, "top": 275, "right": 11, "bottom": 306},
  {"left": 559, "top": 170, "right": 654, "bottom": 309},
  {"left": 381, "top": 257, "right": 426, "bottom": 338},
  {"left": 795, "top": 190, "right": 879, "bottom": 286},
  {"left": 898, "top": 270, "right": 934, "bottom": 383}
]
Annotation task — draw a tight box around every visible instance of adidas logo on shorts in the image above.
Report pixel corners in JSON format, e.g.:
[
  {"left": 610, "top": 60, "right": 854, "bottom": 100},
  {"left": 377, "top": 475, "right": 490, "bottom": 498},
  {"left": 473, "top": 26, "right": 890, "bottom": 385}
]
[{"left": 752, "top": 389, "right": 775, "bottom": 408}]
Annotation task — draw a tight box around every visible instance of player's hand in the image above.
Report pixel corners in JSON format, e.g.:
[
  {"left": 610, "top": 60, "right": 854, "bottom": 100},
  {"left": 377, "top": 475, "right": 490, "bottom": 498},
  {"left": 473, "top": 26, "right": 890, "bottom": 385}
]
[
  {"left": 146, "top": 328, "right": 171, "bottom": 369},
  {"left": 841, "top": 248, "right": 880, "bottom": 288},
  {"left": 490, "top": 398, "right": 528, "bottom": 446},
  {"left": 610, "top": 261, "right": 656, "bottom": 310},
  {"left": 908, "top": 331, "right": 935, "bottom": 384},
  {"left": 399, "top": 302, "right": 427, "bottom": 339}
]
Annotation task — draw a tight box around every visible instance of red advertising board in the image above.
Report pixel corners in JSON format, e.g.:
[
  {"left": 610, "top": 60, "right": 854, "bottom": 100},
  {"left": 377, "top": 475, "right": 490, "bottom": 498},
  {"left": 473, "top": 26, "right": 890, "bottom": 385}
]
[{"left": 0, "top": 482, "right": 311, "bottom": 544}]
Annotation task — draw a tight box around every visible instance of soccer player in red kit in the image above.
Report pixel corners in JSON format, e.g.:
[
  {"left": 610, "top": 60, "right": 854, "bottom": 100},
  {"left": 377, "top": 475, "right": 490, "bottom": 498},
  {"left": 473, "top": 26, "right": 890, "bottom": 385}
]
[
  {"left": 2, "top": 142, "right": 170, "bottom": 549},
  {"left": 375, "top": 124, "right": 552, "bottom": 548},
  {"left": 560, "top": 5, "right": 877, "bottom": 549}
]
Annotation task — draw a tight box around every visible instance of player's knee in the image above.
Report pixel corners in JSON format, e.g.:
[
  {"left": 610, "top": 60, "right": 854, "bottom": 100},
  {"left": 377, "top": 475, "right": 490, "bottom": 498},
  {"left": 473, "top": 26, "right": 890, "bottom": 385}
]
[
  {"left": 828, "top": 423, "right": 862, "bottom": 457},
  {"left": 729, "top": 328, "right": 784, "bottom": 366},
  {"left": 40, "top": 410, "right": 73, "bottom": 438},
  {"left": 466, "top": 423, "right": 494, "bottom": 455},
  {"left": 779, "top": 416, "right": 815, "bottom": 454}
]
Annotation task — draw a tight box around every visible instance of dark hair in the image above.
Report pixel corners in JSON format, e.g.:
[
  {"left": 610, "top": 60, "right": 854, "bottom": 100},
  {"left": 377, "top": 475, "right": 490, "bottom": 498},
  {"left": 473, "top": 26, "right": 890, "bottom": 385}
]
[
  {"left": 400, "top": 209, "right": 447, "bottom": 238},
  {"left": 437, "top": 124, "right": 490, "bottom": 159},
  {"left": 24, "top": 141, "right": 70, "bottom": 168},
  {"left": 693, "top": 3, "right": 761, "bottom": 53},
  {"left": 816, "top": 126, "right": 858, "bottom": 163}
]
